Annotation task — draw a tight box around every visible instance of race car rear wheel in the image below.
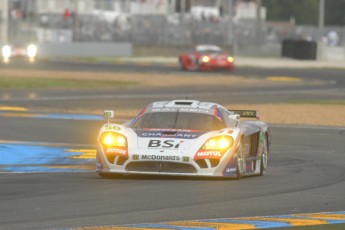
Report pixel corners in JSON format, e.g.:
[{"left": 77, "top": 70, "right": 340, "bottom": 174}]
[{"left": 260, "top": 136, "right": 268, "bottom": 176}]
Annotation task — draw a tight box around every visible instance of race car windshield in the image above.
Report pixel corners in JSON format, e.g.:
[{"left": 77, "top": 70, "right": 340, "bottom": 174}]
[
  {"left": 131, "top": 112, "right": 225, "bottom": 131},
  {"left": 197, "top": 49, "right": 223, "bottom": 54}
]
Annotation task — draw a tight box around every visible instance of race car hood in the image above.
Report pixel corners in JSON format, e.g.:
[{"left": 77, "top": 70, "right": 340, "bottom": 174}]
[
  {"left": 133, "top": 128, "right": 209, "bottom": 152},
  {"left": 199, "top": 53, "right": 229, "bottom": 59}
]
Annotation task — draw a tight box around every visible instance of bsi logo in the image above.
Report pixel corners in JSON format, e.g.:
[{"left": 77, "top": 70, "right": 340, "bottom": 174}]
[{"left": 148, "top": 140, "right": 184, "bottom": 149}]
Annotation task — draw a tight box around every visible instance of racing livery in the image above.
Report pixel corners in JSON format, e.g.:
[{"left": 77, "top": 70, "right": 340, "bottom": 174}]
[
  {"left": 96, "top": 100, "right": 270, "bottom": 178},
  {"left": 179, "top": 44, "right": 235, "bottom": 71}
]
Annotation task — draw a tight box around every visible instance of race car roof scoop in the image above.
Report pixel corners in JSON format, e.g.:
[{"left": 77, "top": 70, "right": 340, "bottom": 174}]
[
  {"left": 174, "top": 101, "right": 193, "bottom": 105},
  {"left": 164, "top": 100, "right": 199, "bottom": 107}
]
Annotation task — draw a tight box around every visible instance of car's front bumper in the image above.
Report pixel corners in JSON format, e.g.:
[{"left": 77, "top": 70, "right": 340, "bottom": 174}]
[
  {"left": 96, "top": 148, "right": 239, "bottom": 178},
  {"left": 200, "top": 61, "right": 234, "bottom": 70}
]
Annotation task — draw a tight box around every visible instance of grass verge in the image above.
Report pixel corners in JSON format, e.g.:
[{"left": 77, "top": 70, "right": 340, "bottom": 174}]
[
  {"left": 40, "top": 103, "right": 345, "bottom": 127},
  {"left": 0, "top": 77, "right": 136, "bottom": 89},
  {"left": 286, "top": 99, "right": 345, "bottom": 105}
]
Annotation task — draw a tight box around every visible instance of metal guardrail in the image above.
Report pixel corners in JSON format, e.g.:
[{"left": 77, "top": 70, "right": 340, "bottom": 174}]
[{"left": 37, "top": 42, "right": 132, "bottom": 57}]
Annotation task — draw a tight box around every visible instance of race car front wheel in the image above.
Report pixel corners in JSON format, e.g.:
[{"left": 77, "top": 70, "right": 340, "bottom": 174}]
[
  {"left": 260, "top": 136, "right": 268, "bottom": 176},
  {"left": 236, "top": 140, "right": 246, "bottom": 179}
]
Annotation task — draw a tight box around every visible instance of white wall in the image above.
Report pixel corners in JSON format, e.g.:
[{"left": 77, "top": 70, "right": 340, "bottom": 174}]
[
  {"left": 317, "top": 44, "right": 345, "bottom": 61},
  {"left": 36, "top": 0, "right": 94, "bottom": 14}
]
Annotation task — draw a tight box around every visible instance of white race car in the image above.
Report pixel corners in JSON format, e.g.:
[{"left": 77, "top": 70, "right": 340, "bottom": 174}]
[
  {"left": 96, "top": 100, "right": 271, "bottom": 178},
  {"left": 2, "top": 44, "right": 37, "bottom": 63}
]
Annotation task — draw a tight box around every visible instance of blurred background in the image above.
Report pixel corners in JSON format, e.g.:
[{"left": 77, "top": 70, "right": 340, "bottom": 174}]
[{"left": 0, "top": 0, "right": 344, "bottom": 59}]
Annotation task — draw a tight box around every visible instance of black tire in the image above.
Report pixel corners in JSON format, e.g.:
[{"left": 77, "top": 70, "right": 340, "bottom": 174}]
[
  {"left": 236, "top": 140, "right": 246, "bottom": 179},
  {"left": 260, "top": 135, "right": 268, "bottom": 176}
]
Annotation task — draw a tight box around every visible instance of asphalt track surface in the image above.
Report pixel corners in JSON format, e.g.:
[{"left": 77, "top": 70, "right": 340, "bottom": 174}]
[
  {"left": 2, "top": 59, "right": 345, "bottom": 85},
  {"left": 1, "top": 59, "right": 345, "bottom": 112},
  {"left": 0, "top": 60, "right": 345, "bottom": 229}
]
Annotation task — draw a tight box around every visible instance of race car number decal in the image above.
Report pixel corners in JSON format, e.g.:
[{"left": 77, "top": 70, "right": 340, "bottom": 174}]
[{"left": 194, "top": 150, "right": 222, "bottom": 160}]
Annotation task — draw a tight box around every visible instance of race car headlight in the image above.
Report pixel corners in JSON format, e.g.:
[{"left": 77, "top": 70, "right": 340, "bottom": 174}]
[
  {"left": 100, "top": 132, "right": 127, "bottom": 148},
  {"left": 27, "top": 44, "right": 37, "bottom": 58},
  {"left": 202, "top": 56, "right": 210, "bottom": 63},
  {"left": 227, "top": 56, "right": 234, "bottom": 62},
  {"left": 201, "top": 136, "right": 234, "bottom": 153},
  {"left": 2, "top": 45, "right": 11, "bottom": 58}
]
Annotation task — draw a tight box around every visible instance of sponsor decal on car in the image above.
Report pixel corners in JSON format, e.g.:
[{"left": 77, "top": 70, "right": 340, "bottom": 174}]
[
  {"left": 180, "top": 108, "right": 210, "bottom": 114},
  {"left": 143, "top": 128, "right": 198, "bottom": 132},
  {"left": 141, "top": 155, "right": 180, "bottom": 161},
  {"left": 213, "top": 106, "right": 223, "bottom": 121},
  {"left": 132, "top": 154, "right": 139, "bottom": 160},
  {"left": 147, "top": 140, "right": 184, "bottom": 149},
  {"left": 225, "top": 168, "right": 236, "bottom": 173},
  {"left": 183, "top": 156, "right": 190, "bottom": 162},
  {"left": 105, "top": 147, "right": 128, "bottom": 156},
  {"left": 151, "top": 108, "right": 177, "bottom": 112},
  {"left": 194, "top": 150, "right": 222, "bottom": 160},
  {"left": 136, "top": 130, "right": 204, "bottom": 139},
  {"left": 223, "top": 159, "right": 238, "bottom": 176}
]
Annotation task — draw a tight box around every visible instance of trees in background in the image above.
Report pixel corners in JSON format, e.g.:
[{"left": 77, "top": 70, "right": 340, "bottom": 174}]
[
  {"left": 262, "top": 0, "right": 345, "bottom": 26},
  {"left": 324, "top": 0, "right": 345, "bottom": 26}
]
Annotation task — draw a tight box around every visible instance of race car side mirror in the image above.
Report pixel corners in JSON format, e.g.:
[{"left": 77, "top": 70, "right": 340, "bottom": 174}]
[
  {"left": 104, "top": 110, "right": 114, "bottom": 124},
  {"left": 228, "top": 114, "right": 240, "bottom": 127}
]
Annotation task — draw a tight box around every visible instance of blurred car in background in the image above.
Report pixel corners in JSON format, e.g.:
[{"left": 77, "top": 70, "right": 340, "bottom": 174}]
[
  {"left": 2, "top": 43, "right": 38, "bottom": 64},
  {"left": 179, "top": 44, "right": 235, "bottom": 71}
]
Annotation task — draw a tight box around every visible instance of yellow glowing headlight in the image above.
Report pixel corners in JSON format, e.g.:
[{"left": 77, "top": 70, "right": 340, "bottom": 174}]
[
  {"left": 27, "top": 44, "right": 37, "bottom": 58},
  {"left": 204, "top": 139, "right": 217, "bottom": 149},
  {"left": 227, "top": 56, "right": 234, "bottom": 62},
  {"left": 2, "top": 45, "right": 11, "bottom": 58},
  {"left": 201, "top": 136, "right": 234, "bottom": 152},
  {"left": 100, "top": 132, "right": 127, "bottom": 147},
  {"left": 202, "top": 56, "right": 210, "bottom": 63},
  {"left": 115, "top": 135, "right": 126, "bottom": 146},
  {"left": 218, "top": 137, "right": 232, "bottom": 149}
]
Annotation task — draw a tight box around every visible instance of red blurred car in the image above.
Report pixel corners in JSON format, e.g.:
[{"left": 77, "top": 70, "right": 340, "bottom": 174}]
[{"left": 179, "top": 45, "right": 235, "bottom": 71}]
